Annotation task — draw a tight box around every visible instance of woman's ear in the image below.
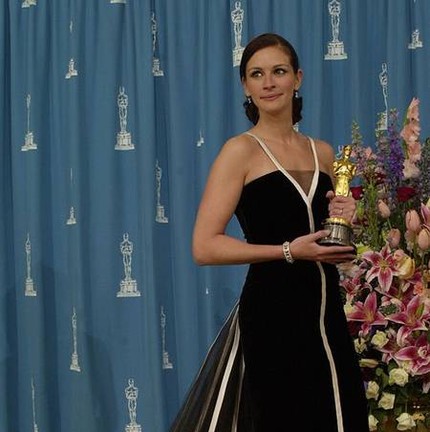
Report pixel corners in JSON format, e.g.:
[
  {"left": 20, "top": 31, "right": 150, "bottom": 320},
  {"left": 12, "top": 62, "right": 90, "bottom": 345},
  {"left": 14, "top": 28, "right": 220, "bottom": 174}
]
[
  {"left": 295, "top": 69, "right": 303, "bottom": 90},
  {"left": 242, "top": 79, "right": 249, "bottom": 96}
]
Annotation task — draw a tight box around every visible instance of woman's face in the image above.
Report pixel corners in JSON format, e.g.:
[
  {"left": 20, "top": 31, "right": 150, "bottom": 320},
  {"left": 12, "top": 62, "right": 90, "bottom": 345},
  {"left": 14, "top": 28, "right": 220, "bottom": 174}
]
[{"left": 242, "top": 45, "right": 302, "bottom": 119}]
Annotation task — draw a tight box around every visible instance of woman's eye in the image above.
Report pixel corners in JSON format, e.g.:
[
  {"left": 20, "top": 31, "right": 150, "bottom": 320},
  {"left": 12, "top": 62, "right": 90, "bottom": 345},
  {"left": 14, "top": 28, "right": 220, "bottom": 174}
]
[
  {"left": 250, "top": 70, "right": 262, "bottom": 78},
  {"left": 275, "top": 68, "right": 287, "bottom": 75}
]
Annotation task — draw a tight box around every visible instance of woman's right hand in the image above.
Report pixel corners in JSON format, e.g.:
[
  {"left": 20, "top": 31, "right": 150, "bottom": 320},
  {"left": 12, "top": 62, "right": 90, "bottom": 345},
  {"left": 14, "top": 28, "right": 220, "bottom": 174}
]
[{"left": 288, "top": 230, "right": 356, "bottom": 264}]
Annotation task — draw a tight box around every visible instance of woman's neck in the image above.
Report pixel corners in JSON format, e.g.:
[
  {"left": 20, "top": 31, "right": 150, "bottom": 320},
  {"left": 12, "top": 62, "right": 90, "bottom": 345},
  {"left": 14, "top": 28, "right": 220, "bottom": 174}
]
[{"left": 251, "top": 121, "right": 296, "bottom": 145}]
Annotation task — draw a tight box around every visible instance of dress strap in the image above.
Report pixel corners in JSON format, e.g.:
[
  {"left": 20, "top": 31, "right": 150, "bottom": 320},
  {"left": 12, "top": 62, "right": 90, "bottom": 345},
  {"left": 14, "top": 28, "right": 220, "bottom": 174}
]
[
  {"left": 308, "top": 136, "right": 320, "bottom": 177},
  {"left": 245, "top": 132, "right": 286, "bottom": 175}
]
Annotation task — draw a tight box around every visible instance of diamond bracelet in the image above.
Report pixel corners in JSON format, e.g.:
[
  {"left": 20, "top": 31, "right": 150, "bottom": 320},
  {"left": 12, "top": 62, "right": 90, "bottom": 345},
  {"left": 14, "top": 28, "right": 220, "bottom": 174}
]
[{"left": 282, "top": 241, "right": 295, "bottom": 264}]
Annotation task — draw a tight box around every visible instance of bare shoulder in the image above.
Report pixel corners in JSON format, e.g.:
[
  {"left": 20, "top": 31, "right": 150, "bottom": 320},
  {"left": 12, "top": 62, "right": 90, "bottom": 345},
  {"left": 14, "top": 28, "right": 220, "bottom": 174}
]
[
  {"left": 220, "top": 133, "right": 257, "bottom": 158},
  {"left": 312, "top": 138, "right": 335, "bottom": 174},
  {"left": 313, "top": 138, "right": 335, "bottom": 159},
  {"left": 214, "top": 133, "right": 258, "bottom": 170},
  {"left": 207, "top": 133, "right": 256, "bottom": 184}
]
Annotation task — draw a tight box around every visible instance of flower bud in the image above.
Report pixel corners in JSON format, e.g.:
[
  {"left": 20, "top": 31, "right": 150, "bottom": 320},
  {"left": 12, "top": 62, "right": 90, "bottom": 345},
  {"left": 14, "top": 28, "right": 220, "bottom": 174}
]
[
  {"left": 421, "top": 202, "right": 430, "bottom": 225},
  {"left": 387, "top": 228, "right": 401, "bottom": 248},
  {"left": 417, "top": 227, "right": 430, "bottom": 251},
  {"left": 378, "top": 200, "right": 391, "bottom": 218},
  {"left": 405, "top": 209, "right": 421, "bottom": 233},
  {"left": 359, "top": 358, "right": 379, "bottom": 368}
]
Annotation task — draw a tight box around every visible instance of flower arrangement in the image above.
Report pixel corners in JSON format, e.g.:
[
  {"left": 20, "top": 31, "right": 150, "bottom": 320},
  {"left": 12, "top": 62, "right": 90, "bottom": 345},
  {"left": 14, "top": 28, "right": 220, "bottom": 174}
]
[{"left": 338, "top": 98, "right": 430, "bottom": 431}]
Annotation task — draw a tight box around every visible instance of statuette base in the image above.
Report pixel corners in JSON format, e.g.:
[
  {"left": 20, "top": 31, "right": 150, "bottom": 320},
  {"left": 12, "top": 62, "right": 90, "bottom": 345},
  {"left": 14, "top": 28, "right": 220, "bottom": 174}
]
[{"left": 318, "top": 219, "right": 353, "bottom": 247}]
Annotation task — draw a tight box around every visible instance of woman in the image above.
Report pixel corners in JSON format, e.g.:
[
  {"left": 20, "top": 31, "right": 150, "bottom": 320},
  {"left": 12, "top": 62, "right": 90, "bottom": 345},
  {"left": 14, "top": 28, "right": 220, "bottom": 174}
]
[{"left": 171, "top": 33, "right": 368, "bottom": 432}]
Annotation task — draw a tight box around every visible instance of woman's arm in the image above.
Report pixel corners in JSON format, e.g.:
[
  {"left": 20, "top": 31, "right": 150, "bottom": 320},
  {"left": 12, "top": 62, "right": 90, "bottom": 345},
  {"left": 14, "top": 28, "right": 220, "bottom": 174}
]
[{"left": 192, "top": 136, "right": 284, "bottom": 265}]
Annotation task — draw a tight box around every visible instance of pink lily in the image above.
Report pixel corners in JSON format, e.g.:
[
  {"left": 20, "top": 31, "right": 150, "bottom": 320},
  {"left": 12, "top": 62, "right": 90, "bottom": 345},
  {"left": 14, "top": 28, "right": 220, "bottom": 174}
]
[
  {"left": 362, "top": 245, "right": 399, "bottom": 293},
  {"left": 339, "top": 267, "right": 369, "bottom": 301},
  {"left": 400, "top": 269, "right": 426, "bottom": 298},
  {"left": 346, "top": 292, "right": 387, "bottom": 336},
  {"left": 388, "top": 295, "right": 428, "bottom": 344},
  {"left": 395, "top": 334, "right": 430, "bottom": 376}
]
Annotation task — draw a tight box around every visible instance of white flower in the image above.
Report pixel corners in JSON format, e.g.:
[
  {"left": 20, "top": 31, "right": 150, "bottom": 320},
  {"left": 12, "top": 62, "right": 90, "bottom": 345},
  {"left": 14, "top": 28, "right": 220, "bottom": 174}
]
[
  {"left": 368, "top": 414, "right": 379, "bottom": 431},
  {"left": 396, "top": 412, "right": 416, "bottom": 431},
  {"left": 371, "top": 330, "right": 389, "bottom": 348},
  {"left": 365, "top": 381, "right": 379, "bottom": 400},
  {"left": 388, "top": 368, "right": 409, "bottom": 387},
  {"left": 378, "top": 392, "right": 395, "bottom": 410},
  {"left": 354, "top": 337, "right": 366, "bottom": 354}
]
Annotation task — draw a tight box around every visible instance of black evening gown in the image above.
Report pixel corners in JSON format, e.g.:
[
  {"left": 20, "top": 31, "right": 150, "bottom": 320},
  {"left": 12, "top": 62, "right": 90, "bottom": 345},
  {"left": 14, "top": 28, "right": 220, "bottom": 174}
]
[{"left": 171, "top": 134, "right": 368, "bottom": 432}]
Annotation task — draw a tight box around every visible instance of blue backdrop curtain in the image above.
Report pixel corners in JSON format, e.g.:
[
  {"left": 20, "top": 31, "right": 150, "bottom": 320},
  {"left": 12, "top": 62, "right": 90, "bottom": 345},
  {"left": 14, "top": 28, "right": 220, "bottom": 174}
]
[{"left": 1, "top": 1, "right": 429, "bottom": 431}]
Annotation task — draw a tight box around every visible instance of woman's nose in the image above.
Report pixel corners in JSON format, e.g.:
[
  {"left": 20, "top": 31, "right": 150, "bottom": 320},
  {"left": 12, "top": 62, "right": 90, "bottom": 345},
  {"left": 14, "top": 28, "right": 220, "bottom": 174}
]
[{"left": 262, "top": 74, "right": 275, "bottom": 88}]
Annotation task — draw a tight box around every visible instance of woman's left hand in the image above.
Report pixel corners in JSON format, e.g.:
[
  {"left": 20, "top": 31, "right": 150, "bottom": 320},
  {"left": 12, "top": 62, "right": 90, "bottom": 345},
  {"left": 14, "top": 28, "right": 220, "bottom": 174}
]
[{"left": 326, "top": 191, "right": 356, "bottom": 223}]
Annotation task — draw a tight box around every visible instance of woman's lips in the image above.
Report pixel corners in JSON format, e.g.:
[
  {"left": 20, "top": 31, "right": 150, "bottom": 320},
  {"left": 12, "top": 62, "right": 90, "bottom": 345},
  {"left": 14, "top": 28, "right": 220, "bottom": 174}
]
[{"left": 260, "top": 94, "right": 281, "bottom": 101}]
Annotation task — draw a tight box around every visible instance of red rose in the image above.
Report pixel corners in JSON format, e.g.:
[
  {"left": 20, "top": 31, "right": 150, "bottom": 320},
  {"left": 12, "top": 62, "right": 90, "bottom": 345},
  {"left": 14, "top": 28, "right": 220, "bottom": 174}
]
[
  {"left": 397, "top": 186, "right": 416, "bottom": 202},
  {"left": 350, "top": 186, "right": 364, "bottom": 200}
]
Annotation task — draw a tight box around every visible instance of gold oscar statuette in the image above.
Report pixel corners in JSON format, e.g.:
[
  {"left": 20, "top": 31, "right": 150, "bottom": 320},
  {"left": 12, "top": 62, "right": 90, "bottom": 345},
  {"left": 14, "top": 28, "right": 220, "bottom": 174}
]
[{"left": 318, "top": 145, "right": 356, "bottom": 247}]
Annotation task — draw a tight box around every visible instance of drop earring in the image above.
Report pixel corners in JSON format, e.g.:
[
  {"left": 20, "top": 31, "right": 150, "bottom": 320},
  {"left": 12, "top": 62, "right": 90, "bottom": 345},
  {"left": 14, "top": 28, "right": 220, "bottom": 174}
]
[
  {"left": 246, "top": 95, "right": 252, "bottom": 105},
  {"left": 294, "top": 90, "right": 299, "bottom": 99}
]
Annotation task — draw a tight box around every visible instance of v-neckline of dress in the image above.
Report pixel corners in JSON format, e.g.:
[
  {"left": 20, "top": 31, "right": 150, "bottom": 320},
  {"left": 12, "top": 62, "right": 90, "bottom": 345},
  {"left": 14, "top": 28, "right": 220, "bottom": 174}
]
[{"left": 245, "top": 132, "right": 320, "bottom": 206}]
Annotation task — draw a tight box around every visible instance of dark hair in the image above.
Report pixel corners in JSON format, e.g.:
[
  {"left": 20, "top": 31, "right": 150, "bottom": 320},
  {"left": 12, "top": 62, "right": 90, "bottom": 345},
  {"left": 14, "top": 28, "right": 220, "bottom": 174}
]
[{"left": 239, "top": 33, "right": 303, "bottom": 125}]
